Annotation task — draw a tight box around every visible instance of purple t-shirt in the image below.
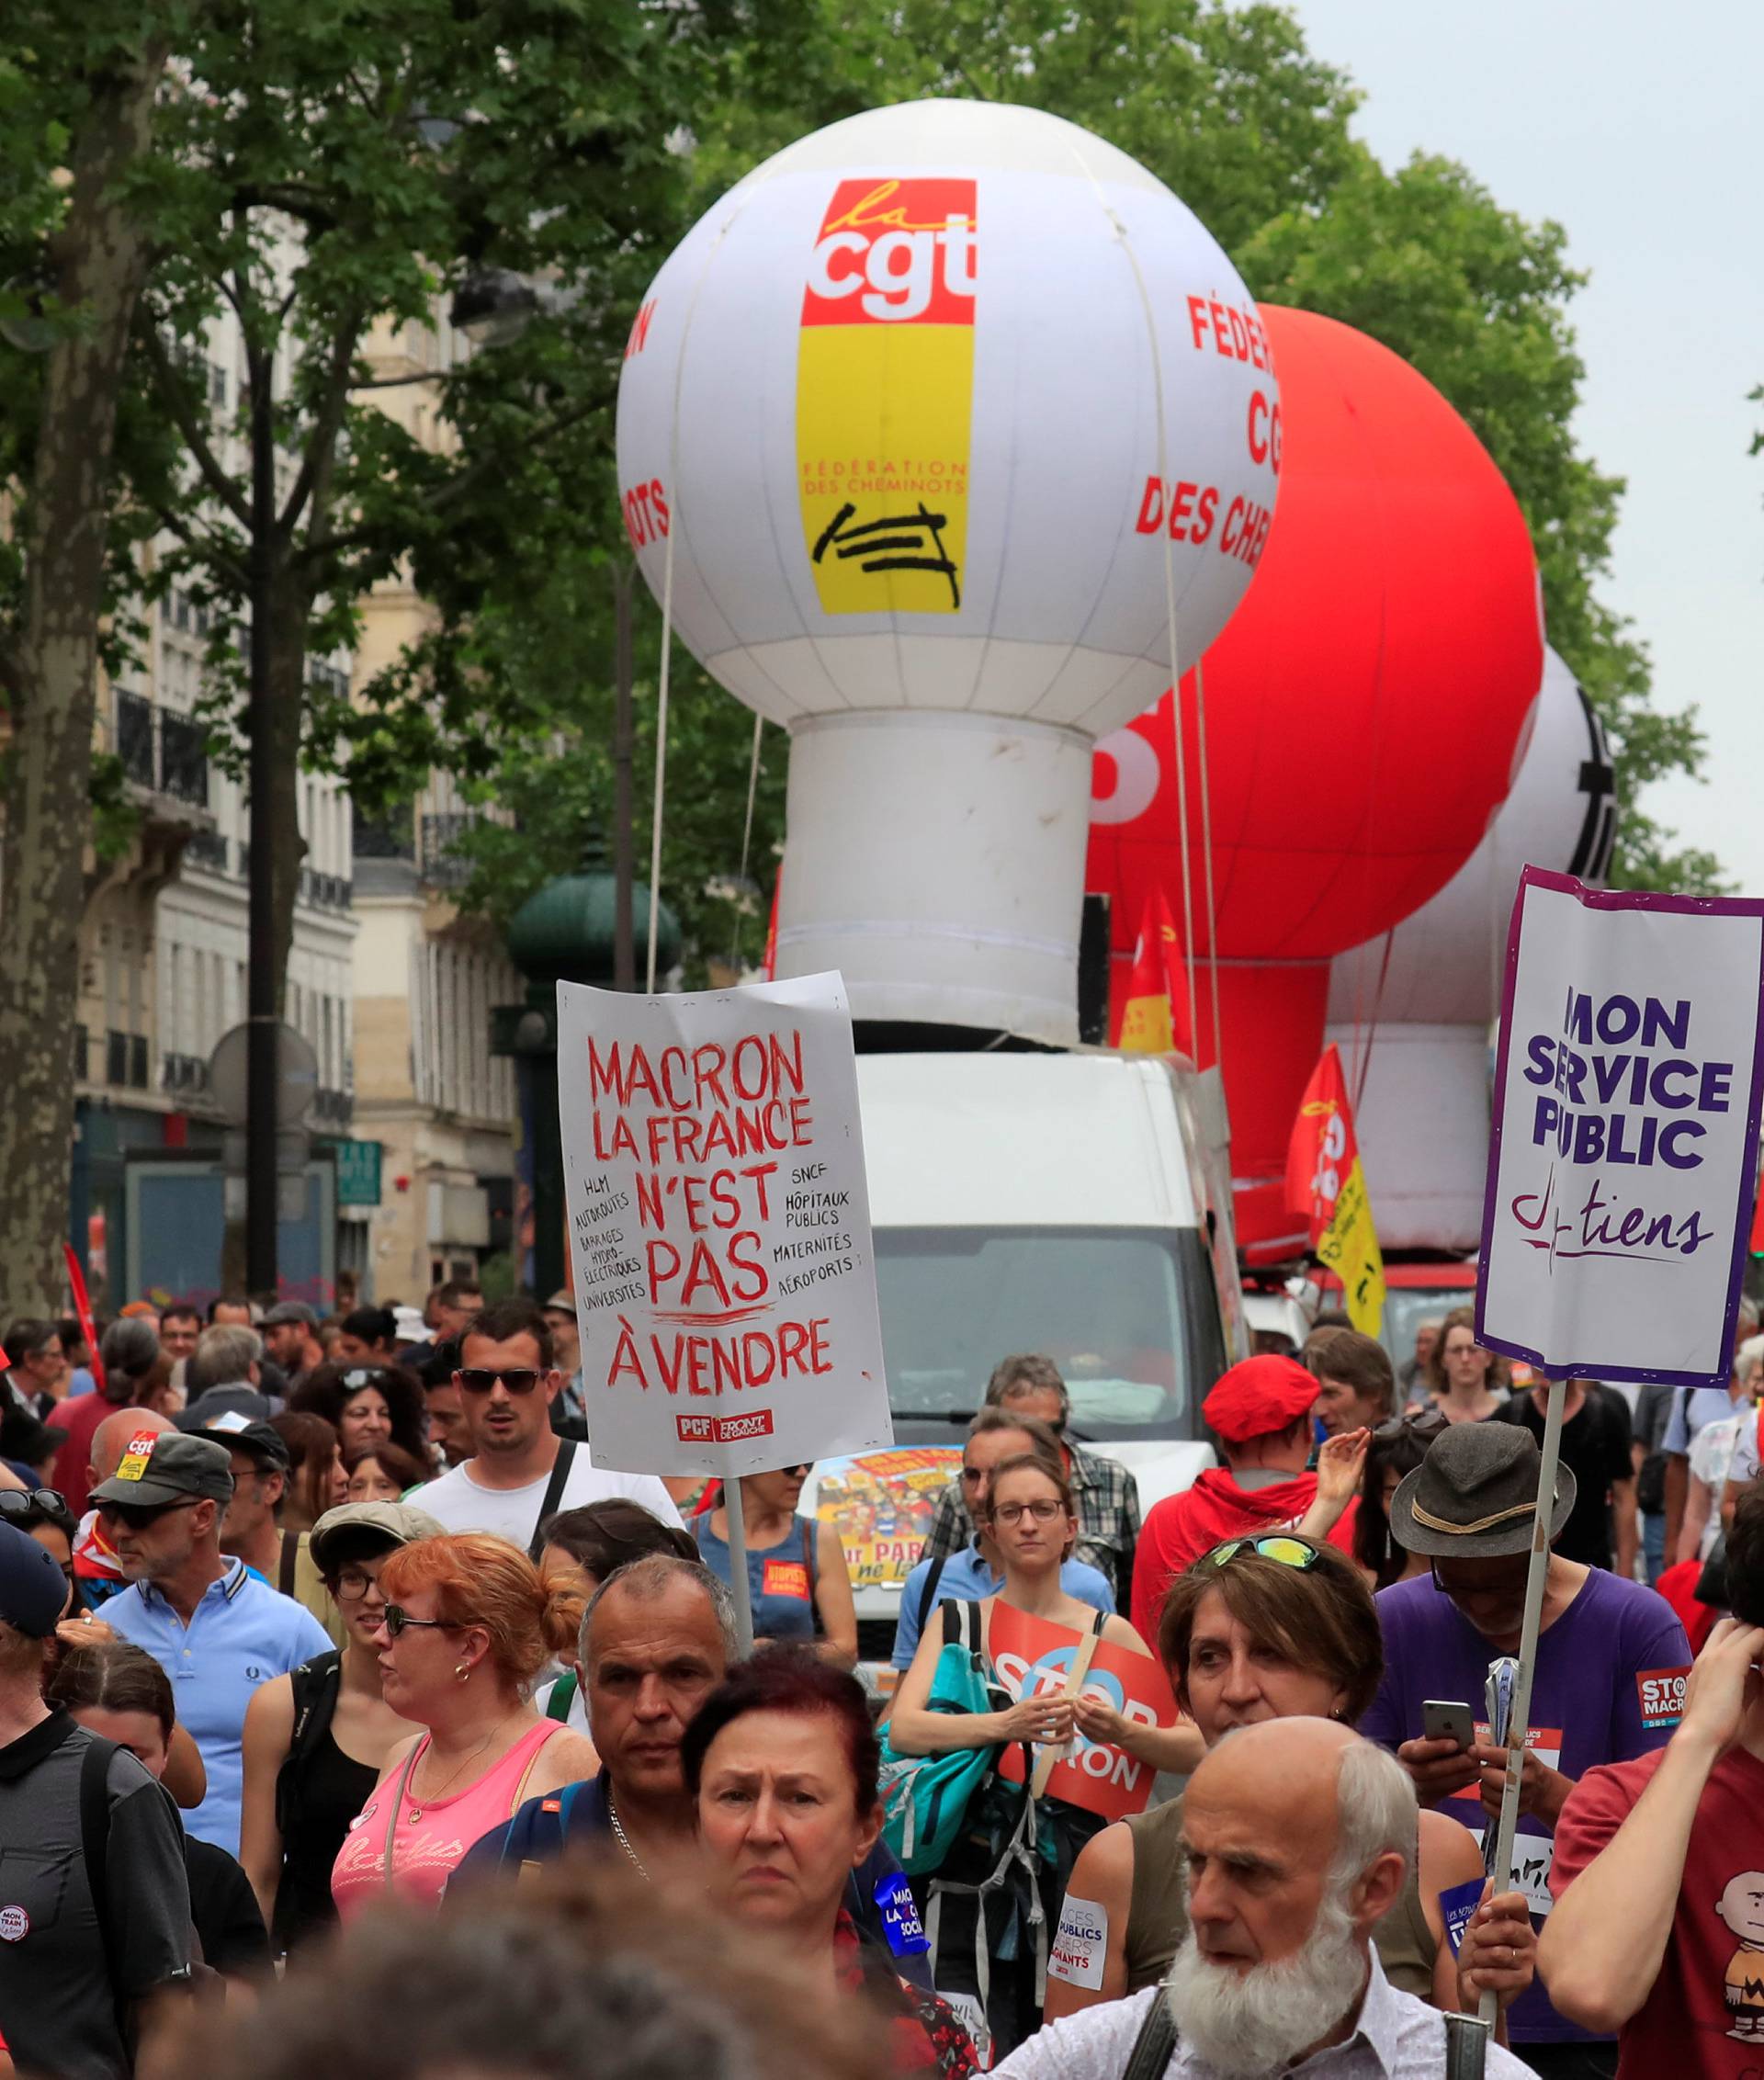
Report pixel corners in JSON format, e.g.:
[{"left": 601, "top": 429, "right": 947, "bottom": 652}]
[{"left": 1360, "top": 1566, "right": 1690, "bottom": 2045}]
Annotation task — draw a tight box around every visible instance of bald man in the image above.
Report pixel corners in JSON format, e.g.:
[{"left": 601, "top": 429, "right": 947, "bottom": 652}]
[
  {"left": 996, "top": 1719, "right": 1536, "bottom": 2079},
  {"left": 73, "top": 1409, "right": 176, "bottom": 1608}
]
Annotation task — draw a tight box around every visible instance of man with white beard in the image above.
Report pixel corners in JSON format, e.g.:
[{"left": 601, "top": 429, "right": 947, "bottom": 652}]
[{"left": 993, "top": 1718, "right": 1539, "bottom": 2078}]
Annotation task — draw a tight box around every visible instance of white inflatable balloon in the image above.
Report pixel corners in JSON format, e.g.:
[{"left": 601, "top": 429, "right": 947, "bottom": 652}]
[
  {"left": 1327, "top": 648, "right": 1617, "bottom": 1249},
  {"left": 616, "top": 98, "right": 1278, "bottom": 1042}
]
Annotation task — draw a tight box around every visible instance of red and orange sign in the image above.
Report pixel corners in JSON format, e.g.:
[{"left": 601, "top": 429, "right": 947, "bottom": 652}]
[
  {"left": 988, "top": 1603, "right": 1180, "bottom": 1822},
  {"left": 797, "top": 178, "right": 976, "bottom": 616}
]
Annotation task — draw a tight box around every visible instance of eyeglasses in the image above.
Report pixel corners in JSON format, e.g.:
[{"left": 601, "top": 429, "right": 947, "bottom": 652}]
[
  {"left": 1204, "top": 1534, "right": 1323, "bottom": 1571},
  {"left": 332, "top": 1566, "right": 385, "bottom": 1603},
  {"left": 991, "top": 1498, "right": 1065, "bottom": 1527},
  {"left": 381, "top": 1604, "right": 467, "bottom": 1639},
  {"left": 960, "top": 1465, "right": 984, "bottom": 1485},
  {"left": 457, "top": 1368, "right": 541, "bottom": 1396},
  {"left": 0, "top": 1487, "right": 72, "bottom": 1527},
  {"left": 96, "top": 1498, "right": 200, "bottom": 1532}
]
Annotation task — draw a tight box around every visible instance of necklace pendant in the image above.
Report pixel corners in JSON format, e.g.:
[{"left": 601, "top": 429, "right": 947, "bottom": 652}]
[{"left": 408, "top": 1807, "right": 423, "bottom": 1823}]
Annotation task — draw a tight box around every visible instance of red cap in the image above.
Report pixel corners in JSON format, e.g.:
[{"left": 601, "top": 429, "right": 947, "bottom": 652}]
[{"left": 1203, "top": 1355, "right": 1319, "bottom": 1444}]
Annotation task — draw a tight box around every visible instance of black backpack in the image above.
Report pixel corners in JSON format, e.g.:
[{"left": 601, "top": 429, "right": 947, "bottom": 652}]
[{"left": 277, "top": 1650, "right": 343, "bottom": 1840}]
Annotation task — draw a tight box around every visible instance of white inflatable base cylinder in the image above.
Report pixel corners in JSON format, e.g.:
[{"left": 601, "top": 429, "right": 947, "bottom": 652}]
[
  {"left": 1324, "top": 1022, "right": 1491, "bottom": 1253},
  {"left": 775, "top": 709, "right": 1091, "bottom": 1045}
]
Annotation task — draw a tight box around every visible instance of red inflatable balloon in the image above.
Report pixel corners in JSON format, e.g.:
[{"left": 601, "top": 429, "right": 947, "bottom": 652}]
[{"left": 1088, "top": 305, "right": 1543, "bottom": 1256}]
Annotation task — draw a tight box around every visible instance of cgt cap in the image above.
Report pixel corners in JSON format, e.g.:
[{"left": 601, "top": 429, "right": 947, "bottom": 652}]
[
  {"left": 0, "top": 1518, "right": 71, "bottom": 1638},
  {"left": 1203, "top": 1354, "right": 1321, "bottom": 1445},
  {"left": 310, "top": 1499, "right": 447, "bottom": 1574},
  {"left": 89, "top": 1430, "right": 234, "bottom": 1509}
]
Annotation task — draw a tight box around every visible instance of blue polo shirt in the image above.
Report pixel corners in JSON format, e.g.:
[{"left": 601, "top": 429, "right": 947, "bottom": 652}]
[
  {"left": 889, "top": 1542, "right": 1115, "bottom": 1669},
  {"left": 106, "top": 1555, "right": 332, "bottom": 1853}
]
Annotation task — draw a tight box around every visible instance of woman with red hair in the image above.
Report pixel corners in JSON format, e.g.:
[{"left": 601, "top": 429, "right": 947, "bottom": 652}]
[{"left": 330, "top": 1533, "right": 598, "bottom": 1916}]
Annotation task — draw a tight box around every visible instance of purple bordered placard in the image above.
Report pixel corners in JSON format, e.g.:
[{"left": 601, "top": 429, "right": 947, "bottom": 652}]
[{"left": 1475, "top": 867, "right": 1764, "bottom": 1389}]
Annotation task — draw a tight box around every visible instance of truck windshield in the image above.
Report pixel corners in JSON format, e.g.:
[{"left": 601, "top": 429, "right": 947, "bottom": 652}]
[{"left": 873, "top": 1227, "right": 1214, "bottom": 1443}]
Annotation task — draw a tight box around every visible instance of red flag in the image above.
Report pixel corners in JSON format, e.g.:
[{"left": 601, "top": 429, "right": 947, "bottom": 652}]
[
  {"left": 763, "top": 865, "right": 781, "bottom": 981},
  {"left": 64, "top": 1242, "right": 105, "bottom": 1395},
  {"left": 1286, "top": 1046, "right": 1385, "bottom": 1335},
  {"left": 1115, "top": 888, "right": 1193, "bottom": 1057},
  {"left": 1750, "top": 1170, "right": 1764, "bottom": 1256}
]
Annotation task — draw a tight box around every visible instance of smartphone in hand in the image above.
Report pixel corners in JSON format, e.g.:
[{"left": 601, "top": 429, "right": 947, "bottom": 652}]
[{"left": 1421, "top": 1699, "right": 1476, "bottom": 1751}]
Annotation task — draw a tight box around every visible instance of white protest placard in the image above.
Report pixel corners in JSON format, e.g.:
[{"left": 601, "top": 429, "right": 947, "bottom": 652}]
[
  {"left": 555, "top": 971, "right": 892, "bottom": 1475},
  {"left": 1478, "top": 869, "right": 1764, "bottom": 1386}
]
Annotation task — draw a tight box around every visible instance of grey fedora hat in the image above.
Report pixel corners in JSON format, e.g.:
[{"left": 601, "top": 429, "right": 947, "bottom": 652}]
[{"left": 1388, "top": 1420, "right": 1576, "bottom": 1559}]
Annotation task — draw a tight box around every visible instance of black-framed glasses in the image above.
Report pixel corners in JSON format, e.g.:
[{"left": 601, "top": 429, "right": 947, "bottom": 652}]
[
  {"left": 95, "top": 1498, "right": 200, "bottom": 1532},
  {"left": 332, "top": 1566, "right": 386, "bottom": 1604},
  {"left": 991, "top": 1498, "right": 1065, "bottom": 1527},
  {"left": 0, "top": 1487, "right": 72, "bottom": 1527},
  {"left": 457, "top": 1368, "right": 541, "bottom": 1396},
  {"left": 1204, "top": 1533, "right": 1324, "bottom": 1572},
  {"left": 960, "top": 1465, "right": 985, "bottom": 1485},
  {"left": 382, "top": 1603, "right": 466, "bottom": 1639}
]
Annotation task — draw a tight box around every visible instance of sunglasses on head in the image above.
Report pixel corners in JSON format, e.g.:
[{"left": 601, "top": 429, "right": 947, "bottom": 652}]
[
  {"left": 0, "top": 1487, "right": 72, "bottom": 1528},
  {"left": 457, "top": 1368, "right": 542, "bottom": 1396},
  {"left": 1204, "top": 1533, "right": 1324, "bottom": 1572},
  {"left": 1372, "top": 1407, "right": 1449, "bottom": 1446},
  {"left": 96, "top": 1497, "right": 200, "bottom": 1532}
]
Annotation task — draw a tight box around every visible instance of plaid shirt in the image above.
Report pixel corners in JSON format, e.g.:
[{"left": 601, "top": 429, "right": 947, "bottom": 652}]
[{"left": 921, "top": 1444, "right": 1140, "bottom": 1607}]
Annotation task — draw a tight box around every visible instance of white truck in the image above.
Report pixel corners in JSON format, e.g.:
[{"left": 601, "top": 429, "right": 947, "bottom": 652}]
[{"left": 805, "top": 1048, "right": 1248, "bottom": 1677}]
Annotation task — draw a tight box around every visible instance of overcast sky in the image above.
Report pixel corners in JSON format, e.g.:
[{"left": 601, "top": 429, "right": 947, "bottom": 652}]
[{"left": 1283, "top": 0, "right": 1763, "bottom": 896}]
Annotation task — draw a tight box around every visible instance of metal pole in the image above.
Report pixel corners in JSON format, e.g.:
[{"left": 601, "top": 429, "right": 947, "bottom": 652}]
[
  {"left": 244, "top": 351, "right": 278, "bottom": 1297},
  {"left": 722, "top": 1471, "right": 755, "bottom": 1657},
  {"left": 612, "top": 564, "right": 635, "bottom": 992},
  {"left": 1477, "top": 1373, "right": 1566, "bottom": 2029}
]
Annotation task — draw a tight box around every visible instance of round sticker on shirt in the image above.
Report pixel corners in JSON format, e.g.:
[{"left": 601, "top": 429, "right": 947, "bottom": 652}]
[{"left": 0, "top": 1905, "right": 30, "bottom": 1942}]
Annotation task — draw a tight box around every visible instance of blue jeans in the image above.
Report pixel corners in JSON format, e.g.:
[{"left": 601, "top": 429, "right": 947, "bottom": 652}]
[{"left": 1643, "top": 1510, "right": 1666, "bottom": 1585}]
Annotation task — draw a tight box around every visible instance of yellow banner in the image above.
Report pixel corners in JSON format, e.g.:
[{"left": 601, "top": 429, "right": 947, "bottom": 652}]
[{"left": 1314, "top": 1157, "right": 1385, "bottom": 1337}]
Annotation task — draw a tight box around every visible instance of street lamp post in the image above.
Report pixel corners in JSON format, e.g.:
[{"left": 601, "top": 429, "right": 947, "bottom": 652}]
[{"left": 243, "top": 359, "right": 280, "bottom": 1294}]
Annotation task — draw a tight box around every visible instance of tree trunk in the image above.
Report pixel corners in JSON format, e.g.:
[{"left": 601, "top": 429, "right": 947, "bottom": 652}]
[{"left": 0, "top": 48, "right": 167, "bottom": 1313}]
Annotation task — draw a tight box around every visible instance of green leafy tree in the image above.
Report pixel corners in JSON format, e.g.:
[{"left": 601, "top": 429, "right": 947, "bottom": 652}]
[
  {"left": 1238, "top": 150, "right": 1721, "bottom": 891},
  {"left": 0, "top": 0, "right": 814, "bottom": 1304}
]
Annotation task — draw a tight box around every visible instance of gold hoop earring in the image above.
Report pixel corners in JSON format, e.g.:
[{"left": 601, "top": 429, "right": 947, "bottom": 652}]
[{"left": 454, "top": 1664, "right": 469, "bottom": 1681}]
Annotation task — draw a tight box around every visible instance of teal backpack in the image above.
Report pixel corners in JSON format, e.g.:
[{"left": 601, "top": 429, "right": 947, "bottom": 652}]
[{"left": 878, "top": 1600, "right": 1001, "bottom": 1875}]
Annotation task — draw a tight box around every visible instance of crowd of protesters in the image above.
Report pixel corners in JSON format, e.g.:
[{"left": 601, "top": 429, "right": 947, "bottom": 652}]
[{"left": 0, "top": 1284, "right": 1756, "bottom": 2077}]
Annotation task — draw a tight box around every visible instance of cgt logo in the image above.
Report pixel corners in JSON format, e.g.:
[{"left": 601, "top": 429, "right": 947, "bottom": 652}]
[{"left": 802, "top": 179, "right": 977, "bottom": 328}]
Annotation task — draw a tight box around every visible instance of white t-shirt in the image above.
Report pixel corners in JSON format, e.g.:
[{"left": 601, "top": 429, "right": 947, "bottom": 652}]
[
  {"left": 1716, "top": 1411, "right": 1758, "bottom": 1504},
  {"left": 411, "top": 1446, "right": 683, "bottom": 1551},
  {"left": 532, "top": 1672, "right": 592, "bottom": 1736}
]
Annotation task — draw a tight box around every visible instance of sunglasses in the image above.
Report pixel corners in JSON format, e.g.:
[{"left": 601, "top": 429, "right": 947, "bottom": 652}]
[
  {"left": 457, "top": 1368, "right": 542, "bottom": 1396},
  {"left": 381, "top": 1603, "right": 467, "bottom": 1639},
  {"left": 1372, "top": 1408, "right": 1449, "bottom": 1446},
  {"left": 0, "top": 1487, "right": 72, "bottom": 1527},
  {"left": 96, "top": 1497, "right": 200, "bottom": 1533},
  {"left": 1204, "top": 1533, "right": 1323, "bottom": 1572}
]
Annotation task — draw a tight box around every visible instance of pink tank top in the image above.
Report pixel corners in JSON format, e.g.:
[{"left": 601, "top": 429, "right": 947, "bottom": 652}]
[{"left": 332, "top": 1719, "right": 562, "bottom": 1918}]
